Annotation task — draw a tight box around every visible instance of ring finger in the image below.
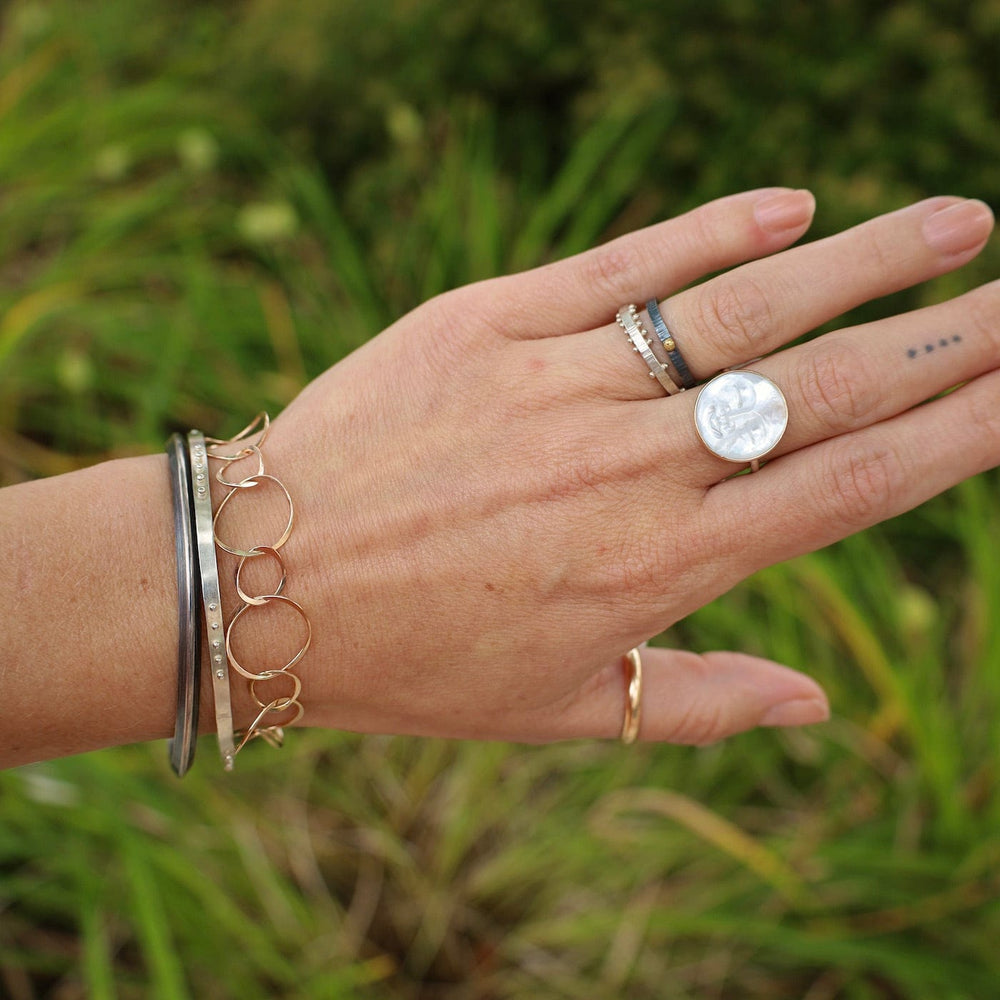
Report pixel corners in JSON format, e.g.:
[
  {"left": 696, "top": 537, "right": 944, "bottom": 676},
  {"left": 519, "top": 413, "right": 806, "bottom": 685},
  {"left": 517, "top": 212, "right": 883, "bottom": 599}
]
[{"left": 652, "top": 277, "right": 1000, "bottom": 483}]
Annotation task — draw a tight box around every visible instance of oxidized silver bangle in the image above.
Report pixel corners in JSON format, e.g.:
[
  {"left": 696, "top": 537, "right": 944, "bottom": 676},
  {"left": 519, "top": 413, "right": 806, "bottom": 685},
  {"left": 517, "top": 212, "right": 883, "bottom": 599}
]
[
  {"left": 617, "top": 304, "right": 682, "bottom": 395},
  {"left": 188, "top": 430, "right": 237, "bottom": 770},
  {"left": 646, "top": 298, "right": 697, "bottom": 390},
  {"left": 166, "top": 433, "right": 200, "bottom": 777}
]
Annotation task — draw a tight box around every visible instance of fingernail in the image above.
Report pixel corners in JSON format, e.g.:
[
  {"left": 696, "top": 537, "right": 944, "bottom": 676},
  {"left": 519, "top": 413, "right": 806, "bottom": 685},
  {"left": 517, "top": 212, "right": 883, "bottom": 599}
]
[
  {"left": 754, "top": 189, "right": 816, "bottom": 234},
  {"left": 923, "top": 199, "right": 994, "bottom": 256},
  {"left": 759, "top": 697, "right": 830, "bottom": 728}
]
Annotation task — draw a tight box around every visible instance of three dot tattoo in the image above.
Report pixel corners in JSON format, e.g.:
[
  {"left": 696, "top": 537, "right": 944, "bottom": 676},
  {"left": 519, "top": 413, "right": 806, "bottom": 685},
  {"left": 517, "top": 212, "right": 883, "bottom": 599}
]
[{"left": 907, "top": 335, "right": 962, "bottom": 359}]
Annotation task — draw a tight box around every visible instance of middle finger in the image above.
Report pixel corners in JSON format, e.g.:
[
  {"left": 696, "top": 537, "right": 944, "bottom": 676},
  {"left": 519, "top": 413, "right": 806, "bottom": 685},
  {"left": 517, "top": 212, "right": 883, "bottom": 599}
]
[{"left": 564, "top": 196, "right": 993, "bottom": 402}]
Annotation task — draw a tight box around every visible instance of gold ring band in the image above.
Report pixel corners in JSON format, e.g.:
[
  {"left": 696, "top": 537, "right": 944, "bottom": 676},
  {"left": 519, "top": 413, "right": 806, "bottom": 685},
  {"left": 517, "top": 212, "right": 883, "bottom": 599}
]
[{"left": 620, "top": 646, "right": 643, "bottom": 744}]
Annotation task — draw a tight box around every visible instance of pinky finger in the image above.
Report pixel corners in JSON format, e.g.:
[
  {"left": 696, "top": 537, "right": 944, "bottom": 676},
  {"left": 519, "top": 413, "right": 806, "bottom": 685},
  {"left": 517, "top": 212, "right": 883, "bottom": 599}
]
[{"left": 563, "top": 648, "right": 829, "bottom": 744}]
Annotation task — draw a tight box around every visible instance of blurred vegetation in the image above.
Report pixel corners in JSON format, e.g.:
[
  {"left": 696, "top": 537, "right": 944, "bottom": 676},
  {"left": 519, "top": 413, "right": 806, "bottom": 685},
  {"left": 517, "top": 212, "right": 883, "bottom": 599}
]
[{"left": 2, "top": 0, "right": 1000, "bottom": 997}]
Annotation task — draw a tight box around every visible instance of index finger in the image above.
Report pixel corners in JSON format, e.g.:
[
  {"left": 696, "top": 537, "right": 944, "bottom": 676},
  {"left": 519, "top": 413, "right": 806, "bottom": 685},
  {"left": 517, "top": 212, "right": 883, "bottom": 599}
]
[{"left": 479, "top": 188, "right": 816, "bottom": 337}]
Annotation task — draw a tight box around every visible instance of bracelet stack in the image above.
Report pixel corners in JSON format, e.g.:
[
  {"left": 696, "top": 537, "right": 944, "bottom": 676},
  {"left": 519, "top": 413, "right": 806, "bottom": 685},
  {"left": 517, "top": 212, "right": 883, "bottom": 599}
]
[{"left": 165, "top": 413, "right": 308, "bottom": 775}]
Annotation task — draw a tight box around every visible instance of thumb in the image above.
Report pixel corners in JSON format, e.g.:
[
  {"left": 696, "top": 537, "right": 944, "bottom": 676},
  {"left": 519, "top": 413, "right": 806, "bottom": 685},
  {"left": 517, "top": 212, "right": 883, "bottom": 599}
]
[{"left": 565, "top": 648, "right": 829, "bottom": 745}]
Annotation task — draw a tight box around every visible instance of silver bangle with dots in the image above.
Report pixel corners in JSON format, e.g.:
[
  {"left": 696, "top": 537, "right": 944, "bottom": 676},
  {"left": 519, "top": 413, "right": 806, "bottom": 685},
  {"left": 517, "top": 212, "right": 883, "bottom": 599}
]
[{"left": 187, "top": 430, "right": 237, "bottom": 770}]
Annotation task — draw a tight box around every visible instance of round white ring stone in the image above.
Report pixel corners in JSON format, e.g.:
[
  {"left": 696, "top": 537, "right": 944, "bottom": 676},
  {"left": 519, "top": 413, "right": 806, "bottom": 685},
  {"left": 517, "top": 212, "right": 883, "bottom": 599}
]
[{"left": 693, "top": 370, "right": 788, "bottom": 464}]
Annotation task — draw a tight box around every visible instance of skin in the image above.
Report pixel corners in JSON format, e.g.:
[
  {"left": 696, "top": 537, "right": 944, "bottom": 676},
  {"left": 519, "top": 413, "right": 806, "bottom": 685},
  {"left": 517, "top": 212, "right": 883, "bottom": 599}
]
[{"left": 2, "top": 188, "right": 997, "bottom": 769}]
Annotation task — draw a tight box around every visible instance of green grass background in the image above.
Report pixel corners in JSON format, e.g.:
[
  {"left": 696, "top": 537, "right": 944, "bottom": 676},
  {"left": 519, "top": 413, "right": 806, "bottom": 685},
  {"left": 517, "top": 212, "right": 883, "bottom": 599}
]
[{"left": 3, "top": 1, "right": 1000, "bottom": 996}]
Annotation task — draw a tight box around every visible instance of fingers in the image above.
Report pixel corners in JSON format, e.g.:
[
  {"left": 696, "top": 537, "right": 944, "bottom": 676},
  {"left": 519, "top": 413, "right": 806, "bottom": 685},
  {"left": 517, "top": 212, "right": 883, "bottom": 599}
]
[
  {"left": 478, "top": 188, "right": 816, "bottom": 338},
  {"left": 559, "top": 647, "right": 828, "bottom": 744},
  {"left": 703, "top": 366, "right": 1000, "bottom": 574},
  {"left": 746, "top": 280, "right": 1000, "bottom": 458},
  {"left": 622, "top": 282, "right": 1000, "bottom": 486},
  {"left": 563, "top": 196, "right": 994, "bottom": 403},
  {"left": 626, "top": 277, "right": 1000, "bottom": 485},
  {"left": 662, "top": 196, "right": 994, "bottom": 379}
]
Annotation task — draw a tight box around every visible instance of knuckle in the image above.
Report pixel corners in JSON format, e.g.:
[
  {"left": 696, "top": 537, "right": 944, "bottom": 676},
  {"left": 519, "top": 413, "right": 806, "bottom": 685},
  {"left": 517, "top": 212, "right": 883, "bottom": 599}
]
[
  {"left": 963, "top": 384, "right": 1000, "bottom": 443},
  {"left": 421, "top": 281, "right": 516, "bottom": 344},
  {"left": 410, "top": 291, "right": 473, "bottom": 352},
  {"left": 582, "top": 240, "right": 646, "bottom": 304},
  {"left": 699, "top": 274, "right": 774, "bottom": 359},
  {"left": 819, "top": 441, "right": 905, "bottom": 530},
  {"left": 864, "top": 225, "right": 899, "bottom": 276},
  {"left": 685, "top": 202, "right": 728, "bottom": 259},
  {"left": 668, "top": 660, "right": 727, "bottom": 746},
  {"left": 796, "top": 339, "right": 879, "bottom": 431},
  {"left": 963, "top": 282, "right": 1000, "bottom": 350},
  {"left": 672, "top": 703, "right": 726, "bottom": 746}
]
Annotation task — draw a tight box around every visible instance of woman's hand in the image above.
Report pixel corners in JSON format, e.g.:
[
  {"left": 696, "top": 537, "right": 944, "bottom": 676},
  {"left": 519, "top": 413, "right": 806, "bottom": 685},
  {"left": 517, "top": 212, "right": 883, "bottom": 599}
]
[{"left": 258, "top": 188, "right": 995, "bottom": 746}]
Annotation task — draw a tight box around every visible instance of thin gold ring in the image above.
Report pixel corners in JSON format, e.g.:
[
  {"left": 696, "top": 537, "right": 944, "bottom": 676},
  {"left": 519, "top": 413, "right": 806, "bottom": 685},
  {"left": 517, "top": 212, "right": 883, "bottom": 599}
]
[{"left": 620, "top": 646, "right": 643, "bottom": 744}]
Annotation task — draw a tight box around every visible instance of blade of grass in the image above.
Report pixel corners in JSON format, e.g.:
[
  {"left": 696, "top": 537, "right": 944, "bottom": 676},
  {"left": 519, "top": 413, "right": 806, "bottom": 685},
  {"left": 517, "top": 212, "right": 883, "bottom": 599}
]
[
  {"left": 121, "top": 838, "right": 189, "bottom": 1000},
  {"left": 510, "top": 112, "right": 638, "bottom": 269},
  {"left": 590, "top": 787, "right": 810, "bottom": 906},
  {"left": 79, "top": 900, "right": 118, "bottom": 1000}
]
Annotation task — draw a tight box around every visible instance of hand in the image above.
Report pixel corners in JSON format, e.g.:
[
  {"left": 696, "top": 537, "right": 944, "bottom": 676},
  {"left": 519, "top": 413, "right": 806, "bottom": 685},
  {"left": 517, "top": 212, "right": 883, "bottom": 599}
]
[{"left": 257, "top": 188, "right": 995, "bottom": 745}]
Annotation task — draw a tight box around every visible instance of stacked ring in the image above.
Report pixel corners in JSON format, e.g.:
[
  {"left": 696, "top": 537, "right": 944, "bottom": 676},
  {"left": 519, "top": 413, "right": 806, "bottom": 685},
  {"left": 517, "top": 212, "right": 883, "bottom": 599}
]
[
  {"left": 617, "top": 305, "right": 683, "bottom": 396},
  {"left": 614, "top": 303, "right": 788, "bottom": 474},
  {"left": 646, "top": 299, "right": 697, "bottom": 390}
]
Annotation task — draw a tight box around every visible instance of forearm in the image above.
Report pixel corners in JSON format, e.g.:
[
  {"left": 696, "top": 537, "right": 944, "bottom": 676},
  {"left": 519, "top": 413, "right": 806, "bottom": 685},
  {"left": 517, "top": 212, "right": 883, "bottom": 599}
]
[{"left": 0, "top": 454, "right": 257, "bottom": 768}]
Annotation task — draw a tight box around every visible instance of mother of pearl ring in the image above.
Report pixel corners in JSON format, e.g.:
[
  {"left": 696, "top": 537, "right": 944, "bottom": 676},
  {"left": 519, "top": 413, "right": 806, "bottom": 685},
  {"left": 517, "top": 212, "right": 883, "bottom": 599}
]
[{"left": 693, "top": 370, "right": 788, "bottom": 473}]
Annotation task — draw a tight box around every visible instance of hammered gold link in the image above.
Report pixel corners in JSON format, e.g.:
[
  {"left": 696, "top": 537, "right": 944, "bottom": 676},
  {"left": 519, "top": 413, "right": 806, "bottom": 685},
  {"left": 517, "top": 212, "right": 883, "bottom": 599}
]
[
  {"left": 233, "top": 698, "right": 304, "bottom": 755},
  {"left": 213, "top": 474, "right": 294, "bottom": 557},
  {"left": 205, "top": 412, "right": 270, "bottom": 461},
  {"left": 235, "top": 546, "right": 287, "bottom": 607},
  {"left": 214, "top": 445, "right": 265, "bottom": 489},
  {"left": 225, "top": 594, "right": 311, "bottom": 680},
  {"left": 249, "top": 669, "right": 303, "bottom": 711},
  {"left": 205, "top": 411, "right": 309, "bottom": 766}
]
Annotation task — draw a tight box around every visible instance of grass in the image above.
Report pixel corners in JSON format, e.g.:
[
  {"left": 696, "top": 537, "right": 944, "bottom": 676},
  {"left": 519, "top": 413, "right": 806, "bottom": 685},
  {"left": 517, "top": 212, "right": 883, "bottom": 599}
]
[{"left": 2, "top": 1, "right": 1000, "bottom": 997}]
